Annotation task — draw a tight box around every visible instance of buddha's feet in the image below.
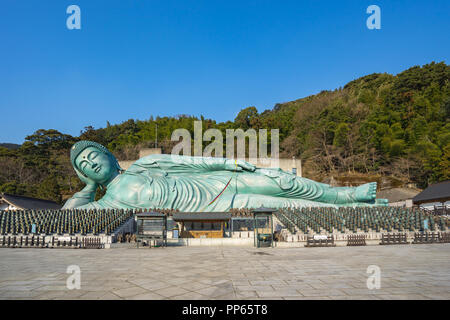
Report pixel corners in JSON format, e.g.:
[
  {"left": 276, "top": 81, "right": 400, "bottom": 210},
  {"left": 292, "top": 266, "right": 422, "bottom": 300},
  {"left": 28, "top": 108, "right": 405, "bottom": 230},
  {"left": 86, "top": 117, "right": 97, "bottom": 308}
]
[
  {"left": 375, "top": 198, "right": 389, "bottom": 206},
  {"left": 354, "top": 182, "right": 377, "bottom": 203}
]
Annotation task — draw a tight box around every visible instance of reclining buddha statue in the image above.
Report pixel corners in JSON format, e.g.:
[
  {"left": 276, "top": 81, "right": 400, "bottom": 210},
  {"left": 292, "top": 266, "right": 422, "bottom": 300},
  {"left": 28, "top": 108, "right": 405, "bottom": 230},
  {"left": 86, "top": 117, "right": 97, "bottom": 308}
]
[{"left": 62, "top": 141, "right": 387, "bottom": 211}]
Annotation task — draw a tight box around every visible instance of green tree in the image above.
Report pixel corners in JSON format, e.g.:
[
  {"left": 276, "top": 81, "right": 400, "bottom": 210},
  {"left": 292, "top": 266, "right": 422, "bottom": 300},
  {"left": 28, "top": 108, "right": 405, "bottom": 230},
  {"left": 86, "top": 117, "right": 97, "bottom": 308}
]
[
  {"left": 235, "top": 107, "right": 259, "bottom": 130},
  {"left": 36, "top": 176, "right": 61, "bottom": 203}
]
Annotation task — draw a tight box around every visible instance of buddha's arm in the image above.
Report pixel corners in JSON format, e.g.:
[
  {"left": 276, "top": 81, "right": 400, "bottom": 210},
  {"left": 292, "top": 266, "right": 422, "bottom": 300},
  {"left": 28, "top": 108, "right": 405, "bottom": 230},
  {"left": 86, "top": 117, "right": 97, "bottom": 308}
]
[
  {"left": 75, "top": 198, "right": 111, "bottom": 210},
  {"left": 136, "top": 154, "right": 255, "bottom": 173},
  {"left": 62, "top": 185, "right": 96, "bottom": 209},
  {"left": 75, "top": 174, "right": 153, "bottom": 210},
  {"left": 65, "top": 191, "right": 129, "bottom": 210}
]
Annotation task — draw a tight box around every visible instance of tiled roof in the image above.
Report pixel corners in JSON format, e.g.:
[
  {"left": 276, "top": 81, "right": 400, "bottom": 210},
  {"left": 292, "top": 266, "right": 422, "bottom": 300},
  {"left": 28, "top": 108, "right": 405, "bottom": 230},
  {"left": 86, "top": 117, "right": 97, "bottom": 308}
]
[
  {"left": 413, "top": 181, "right": 450, "bottom": 204},
  {"left": 136, "top": 211, "right": 166, "bottom": 218},
  {"left": 0, "top": 193, "right": 62, "bottom": 210},
  {"left": 172, "top": 212, "right": 231, "bottom": 221}
]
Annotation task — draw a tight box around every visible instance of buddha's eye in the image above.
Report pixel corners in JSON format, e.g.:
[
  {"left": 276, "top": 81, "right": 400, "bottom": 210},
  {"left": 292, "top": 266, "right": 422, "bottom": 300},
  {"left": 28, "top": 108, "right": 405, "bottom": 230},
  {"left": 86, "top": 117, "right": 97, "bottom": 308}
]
[{"left": 89, "top": 151, "right": 99, "bottom": 160}]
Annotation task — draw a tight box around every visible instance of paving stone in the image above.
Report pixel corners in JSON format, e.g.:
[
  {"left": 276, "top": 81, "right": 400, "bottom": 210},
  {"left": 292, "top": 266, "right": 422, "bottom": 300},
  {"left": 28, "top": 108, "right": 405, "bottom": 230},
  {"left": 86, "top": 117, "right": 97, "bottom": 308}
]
[
  {"left": 329, "top": 295, "right": 382, "bottom": 300},
  {"left": 180, "top": 281, "right": 213, "bottom": 291},
  {"left": 98, "top": 292, "right": 123, "bottom": 300},
  {"left": 198, "top": 279, "right": 231, "bottom": 286},
  {"left": 34, "top": 290, "right": 85, "bottom": 300},
  {"left": 0, "top": 284, "right": 42, "bottom": 291},
  {"left": 126, "top": 292, "right": 166, "bottom": 300},
  {"left": 133, "top": 280, "right": 172, "bottom": 291},
  {"left": 171, "top": 291, "right": 207, "bottom": 300},
  {"left": 421, "top": 293, "right": 450, "bottom": 299},
  {"left": 257, "top": 288, "right": 301, "bottom": 298},
  {"left": 231, "top": 280, "right": 251, "bottom": 286},
  {"left": 196, "top": 286, "right": 235, "bottom": 298},
  {"left": 236, "top": 290, "right": 258, "bottom": 298},
  {"left": 213, "top": 293, "right": 238, "bottom": 300},
  {"left": 112, "top": 286, "right": 149, "bottom": 298},
  {"left": 0, "top": 245, "right": 449, "bottom": 300},
  {"left": 249, "top": 280, "right": 286, "bottom": 286},
  {"left": 235, "top": 285, "right": 274, "bottom": 292},
  {"left": 33, "top": 285, "right": 67, "bottom": 291},
  {"left": 163, "top": 277, "right": 194, "bottom": 286},
  {"left": 377, "top": 294, "right": 431, "bottom": 300},
  {"left": 392, "top": 284, "right": 441, "bottom": 293},
  {"left": 298, "top": 288, "right": 347, "bottom": 297},
  {"left": 79, "top": 291, "right": 113, "bottom": 300},
  {"left": 154, "top": 286, "right": 190, "bottom": 298},
  {"left": 0, "top": 290, "right": 43, "bottom": 298},
  {"left": 272, "top": 284, "right": 315, "bottom": 290},
  {"left": 283, "top": 296, "right": 331, "bottom": 300}
]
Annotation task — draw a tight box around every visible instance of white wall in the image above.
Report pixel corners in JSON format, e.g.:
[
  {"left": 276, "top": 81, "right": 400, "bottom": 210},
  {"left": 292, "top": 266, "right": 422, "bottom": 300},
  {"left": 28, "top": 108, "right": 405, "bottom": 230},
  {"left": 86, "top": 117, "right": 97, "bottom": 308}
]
[
  {"left": 0, "top": 202, "right": 17, "bottom": 211},
  {"left": 420, "top": 201, "right": 450, "bottom": 210}
]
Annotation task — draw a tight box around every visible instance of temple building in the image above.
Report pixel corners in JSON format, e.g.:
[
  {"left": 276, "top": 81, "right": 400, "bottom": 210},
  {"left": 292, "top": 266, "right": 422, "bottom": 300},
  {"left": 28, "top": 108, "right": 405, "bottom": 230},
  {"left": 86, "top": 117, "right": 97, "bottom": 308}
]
[
  {"left": 377, "top": 187, "right": 421, "bottom": 207},
  {"left": 0, "top": 193, "right": 62, "bottom": 211},
  {"left": 413, "top": 180, "right": 450, "bottom": 214},
  {"left": 172, "top": 212, "right": 231, "bottom": 238}
]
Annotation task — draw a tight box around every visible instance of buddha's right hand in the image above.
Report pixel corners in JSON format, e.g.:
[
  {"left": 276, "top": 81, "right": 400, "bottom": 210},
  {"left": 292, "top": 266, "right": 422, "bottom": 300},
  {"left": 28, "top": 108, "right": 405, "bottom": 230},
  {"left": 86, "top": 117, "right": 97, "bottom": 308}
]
[
  {"left": 76, "top": 170, "right": 98, "bottom": 192},
  {"left": 224, "top": 159, "right": 256, "bottom": 172},
  {"left": 62, "top": 172, "right": 98, "bottom": 208}
]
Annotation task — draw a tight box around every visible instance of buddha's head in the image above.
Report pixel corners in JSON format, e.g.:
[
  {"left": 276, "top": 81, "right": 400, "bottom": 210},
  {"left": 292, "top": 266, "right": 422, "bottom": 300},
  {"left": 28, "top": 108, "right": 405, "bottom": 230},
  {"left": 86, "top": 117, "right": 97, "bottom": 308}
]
[{"left": 70, "top": 140, "right": 122, "bottom": 186}]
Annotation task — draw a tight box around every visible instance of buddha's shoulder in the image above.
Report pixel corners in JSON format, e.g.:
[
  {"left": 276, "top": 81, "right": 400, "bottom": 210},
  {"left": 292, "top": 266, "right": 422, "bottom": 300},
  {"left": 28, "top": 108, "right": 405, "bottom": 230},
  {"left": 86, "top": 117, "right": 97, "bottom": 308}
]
[
  {"left": 108, "top": 173, "right": 149, "bottom": 191},
  {"left": 105, "top": 173, "right": 152, "bottom": 203}
]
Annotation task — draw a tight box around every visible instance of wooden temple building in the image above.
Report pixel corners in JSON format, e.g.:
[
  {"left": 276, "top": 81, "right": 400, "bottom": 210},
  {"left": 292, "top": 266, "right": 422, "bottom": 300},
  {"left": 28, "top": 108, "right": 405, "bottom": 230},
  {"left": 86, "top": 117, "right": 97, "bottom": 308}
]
[{"left": 172, "top": 212, "right": 231, "bottom": 238}]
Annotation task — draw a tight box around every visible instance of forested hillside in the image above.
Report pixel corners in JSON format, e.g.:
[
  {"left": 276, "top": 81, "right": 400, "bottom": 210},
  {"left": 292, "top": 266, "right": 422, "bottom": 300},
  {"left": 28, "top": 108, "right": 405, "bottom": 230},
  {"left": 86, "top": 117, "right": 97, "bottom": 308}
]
[{"left": 0, "top": 62, "right": 448, "bottom": 203}]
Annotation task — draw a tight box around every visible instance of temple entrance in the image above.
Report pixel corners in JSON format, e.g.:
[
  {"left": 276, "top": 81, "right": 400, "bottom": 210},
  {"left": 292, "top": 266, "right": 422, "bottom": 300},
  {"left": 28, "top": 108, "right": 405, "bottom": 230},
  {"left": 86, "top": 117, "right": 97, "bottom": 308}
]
[
  {"left": 253, "top": 207, "right": 275, "bottom": 247},
  {"left": 172, "top": 212, "right": 231, "bottom": 238},
  {"left": 135, "top": 212, "right": 168, "bottom": 248}
]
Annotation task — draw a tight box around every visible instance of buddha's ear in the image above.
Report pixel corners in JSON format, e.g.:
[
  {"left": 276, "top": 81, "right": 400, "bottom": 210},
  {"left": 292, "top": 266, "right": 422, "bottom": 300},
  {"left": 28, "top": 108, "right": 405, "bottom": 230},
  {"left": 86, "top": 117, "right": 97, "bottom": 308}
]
[{"left": 110, "top": 154, "right": 123, "bottom": 172}]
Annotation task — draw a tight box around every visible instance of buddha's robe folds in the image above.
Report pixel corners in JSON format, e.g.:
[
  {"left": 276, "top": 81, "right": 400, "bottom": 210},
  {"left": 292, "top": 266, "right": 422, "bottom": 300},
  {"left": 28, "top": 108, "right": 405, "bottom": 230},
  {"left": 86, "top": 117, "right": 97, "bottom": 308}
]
[{"left": 65, "top": 154, "right": 372, "bottom": 211}]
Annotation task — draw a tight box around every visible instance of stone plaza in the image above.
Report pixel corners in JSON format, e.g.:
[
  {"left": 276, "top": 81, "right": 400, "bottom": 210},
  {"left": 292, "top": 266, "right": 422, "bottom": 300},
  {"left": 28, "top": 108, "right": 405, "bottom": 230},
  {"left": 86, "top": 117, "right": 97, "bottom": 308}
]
[{"left": 0, "top": 244, "right": 449, "bottom": 300}]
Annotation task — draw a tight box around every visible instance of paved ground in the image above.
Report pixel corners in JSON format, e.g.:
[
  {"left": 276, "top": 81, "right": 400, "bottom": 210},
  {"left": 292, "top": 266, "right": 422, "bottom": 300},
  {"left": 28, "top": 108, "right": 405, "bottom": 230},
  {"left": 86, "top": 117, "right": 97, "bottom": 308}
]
[{"left": 0, "top": 244, "right": 449, "bottom": 300}]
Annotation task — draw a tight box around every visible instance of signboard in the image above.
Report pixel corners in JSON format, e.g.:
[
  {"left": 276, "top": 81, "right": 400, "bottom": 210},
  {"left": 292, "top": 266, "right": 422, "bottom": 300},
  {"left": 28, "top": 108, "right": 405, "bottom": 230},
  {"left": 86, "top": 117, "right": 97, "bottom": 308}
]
[{"left": 313, "top": 235, "right": 328, "bottom": 240}]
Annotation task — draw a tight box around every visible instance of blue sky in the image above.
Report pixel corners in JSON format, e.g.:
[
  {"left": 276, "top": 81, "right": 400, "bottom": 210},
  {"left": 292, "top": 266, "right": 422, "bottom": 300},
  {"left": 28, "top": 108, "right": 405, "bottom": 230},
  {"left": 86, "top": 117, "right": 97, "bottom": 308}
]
[{"left": 0, "top": 0, "right": 448, "bottom": 144}]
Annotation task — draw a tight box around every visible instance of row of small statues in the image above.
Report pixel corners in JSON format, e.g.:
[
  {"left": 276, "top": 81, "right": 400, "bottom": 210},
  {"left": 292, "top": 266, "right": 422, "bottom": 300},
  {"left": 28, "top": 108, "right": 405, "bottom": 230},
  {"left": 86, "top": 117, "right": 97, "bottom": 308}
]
[
  {"left": 229, "top": 208, "right": 254, "bottom": 216},
  {"left": 129, "top": 208, "right": 253, "bottom": 216},
  {"left": 139, "top": 208, "right": 180, "bottom": 216},
  {"left": 151, "top": 208, "right": 254, "bottom": 216},
  {"left": 116, "top": 233, "right": 136, "bottom": 243}
]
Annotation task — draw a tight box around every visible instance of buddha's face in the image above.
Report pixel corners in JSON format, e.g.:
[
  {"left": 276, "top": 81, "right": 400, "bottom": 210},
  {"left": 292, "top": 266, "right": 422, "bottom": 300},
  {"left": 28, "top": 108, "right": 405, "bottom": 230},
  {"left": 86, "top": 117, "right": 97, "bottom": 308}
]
[{"left": 75, "top": 147, "right": 116, "bottom": 184}]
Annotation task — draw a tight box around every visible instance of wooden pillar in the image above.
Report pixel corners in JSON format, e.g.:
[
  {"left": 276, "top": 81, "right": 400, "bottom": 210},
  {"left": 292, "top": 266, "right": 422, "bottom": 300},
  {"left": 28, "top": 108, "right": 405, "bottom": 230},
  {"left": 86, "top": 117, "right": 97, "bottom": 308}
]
[{"left": 181, "top": 222, "right": 184, "bottom": 238}]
